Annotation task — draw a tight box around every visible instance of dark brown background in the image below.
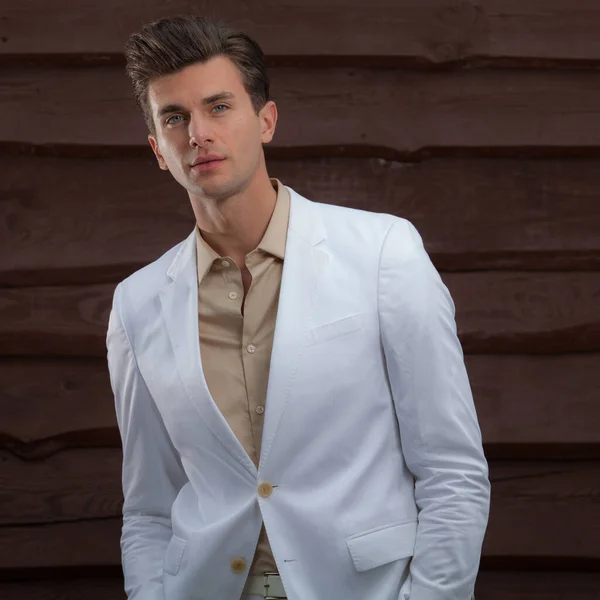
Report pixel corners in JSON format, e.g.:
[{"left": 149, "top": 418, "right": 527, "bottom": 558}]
[{"left": 1, "top": 2, "right": 600, "bottom": 598}]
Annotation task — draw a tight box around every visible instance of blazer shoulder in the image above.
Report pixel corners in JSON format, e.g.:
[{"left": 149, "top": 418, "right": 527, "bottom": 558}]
[
  {"left": 113, "top": 234, "right": 189, "bottom": 315},
  {"left": 380, "top": 216, "right": 428, "bottom": 264},
  {"left": 315, "top": 198, "right": 396, "bottom": 225},
  {"left": 312, "top": 199, "right": 404, "bottom": 245}
]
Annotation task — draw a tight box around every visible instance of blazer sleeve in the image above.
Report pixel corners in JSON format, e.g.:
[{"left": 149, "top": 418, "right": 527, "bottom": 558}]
[
  {"left": 378, "top": 218, "right": 491, "bottom": 600},
  {"left": 106, "top": 282, "right": 189, "bottom": 600}
]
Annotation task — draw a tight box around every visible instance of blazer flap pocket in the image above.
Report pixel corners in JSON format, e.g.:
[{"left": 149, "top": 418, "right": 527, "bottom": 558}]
[
  {"left": 163, "top": 535, "right": 187, "bottom": 575},
  {"left": 346, "top": 519, "right": 417, "bottom": 572},
  {"left": 307, "top": 313, "right": 363, "bottom": 346}
]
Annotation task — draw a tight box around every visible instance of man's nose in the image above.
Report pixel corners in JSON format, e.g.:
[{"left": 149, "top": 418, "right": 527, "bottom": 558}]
[{"left": 188, "top": 115, "right": 215, "bottom": 147}]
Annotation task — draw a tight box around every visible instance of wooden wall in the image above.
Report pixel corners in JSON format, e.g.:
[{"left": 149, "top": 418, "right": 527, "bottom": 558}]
[{"left": 2, "top": 1, "right": 600, "bottom": 598}]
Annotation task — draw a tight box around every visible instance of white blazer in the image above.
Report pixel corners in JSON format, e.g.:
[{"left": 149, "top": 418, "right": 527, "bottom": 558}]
[{"left": 107, "top": 185, "right": 490, "bottom": 600}]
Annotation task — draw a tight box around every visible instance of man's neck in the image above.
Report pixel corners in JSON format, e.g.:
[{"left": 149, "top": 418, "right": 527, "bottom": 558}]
[{"left": 191, "top": 175, "right": 278, "bottom": 262}]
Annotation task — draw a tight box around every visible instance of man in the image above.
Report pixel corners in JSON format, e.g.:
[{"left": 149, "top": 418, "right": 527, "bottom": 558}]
[{"left": 106, "top": 14, "right": 490, "bottom": 600}]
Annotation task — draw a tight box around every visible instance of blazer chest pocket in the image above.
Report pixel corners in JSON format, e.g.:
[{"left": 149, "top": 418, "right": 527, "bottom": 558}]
[
  {"left": 306, "top": 313, "right": 363, "bottom": 346},
  {"left": 346, "top": 519, "right": 417, "bottom": 572},
  {"left": 163, "top": 535, "right": 187, "bottom": 575}
]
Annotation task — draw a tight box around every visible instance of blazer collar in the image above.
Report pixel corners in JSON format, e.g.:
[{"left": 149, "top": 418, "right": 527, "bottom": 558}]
[{"left": 165, "top": 184, "right": 325, "bottom": 284}]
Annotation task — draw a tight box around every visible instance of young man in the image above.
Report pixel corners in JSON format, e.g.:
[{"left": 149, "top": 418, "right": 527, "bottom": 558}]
[{"left": 107, "top": 14, "right": 490, "bottom": 600}]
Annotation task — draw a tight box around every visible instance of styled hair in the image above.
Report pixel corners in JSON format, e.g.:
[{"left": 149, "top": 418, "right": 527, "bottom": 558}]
[{"left": 124, "top": 15, "right": 270, "bottom": 134}]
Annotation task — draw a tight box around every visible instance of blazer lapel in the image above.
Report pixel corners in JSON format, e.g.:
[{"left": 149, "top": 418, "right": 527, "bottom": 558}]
[
  {"left": 259, "top": 188, "right": 329, "bottom": 468},
  {"left": 158, "top": 230, "right": 258, "bottom": 478}
]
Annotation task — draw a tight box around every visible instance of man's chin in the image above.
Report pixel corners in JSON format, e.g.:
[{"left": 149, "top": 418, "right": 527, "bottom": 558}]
[{"left": 186, "top": 177, "right": 235, "bottom": 202}]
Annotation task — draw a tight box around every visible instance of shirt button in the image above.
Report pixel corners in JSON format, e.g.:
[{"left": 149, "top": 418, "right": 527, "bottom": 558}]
[
  {"left": 255, "top": 405, "right": 265, "bottom": 415},
  {"left": 221, "top": 260, "right": 230, "bottom": 267},
  {"left": 258, "top": 482, "right": 273, "bottom": 498},
  {"left": 228, "top": 291, "right": 238, "bottom": 300},
  {"left": 230, "top": 557, "right": 246, "bottom": 573},
  {"left": 246, "top": 344, "right": 256, "bottom": 353}
]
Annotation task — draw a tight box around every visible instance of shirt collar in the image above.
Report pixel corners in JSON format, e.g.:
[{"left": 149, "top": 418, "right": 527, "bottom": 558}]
[
  {"left": 256, "top": 177, "right": 289, "bottom": 260},
  {"left": 195, "top": 177, "right": 290, "bottom": 283}
]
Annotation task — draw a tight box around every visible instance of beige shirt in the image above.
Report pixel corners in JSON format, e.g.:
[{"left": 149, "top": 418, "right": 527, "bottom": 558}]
[{"left": 194, "top": 178, "right": 289, "bottom": 575}]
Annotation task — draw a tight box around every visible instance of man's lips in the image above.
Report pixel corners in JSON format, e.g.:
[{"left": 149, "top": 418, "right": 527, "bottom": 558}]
[
  {"left": 191, "top": 156, "right": 225, "bottom": 166},
  {"left": 191, "top": 158, "right": 225, "bottom": 171}
]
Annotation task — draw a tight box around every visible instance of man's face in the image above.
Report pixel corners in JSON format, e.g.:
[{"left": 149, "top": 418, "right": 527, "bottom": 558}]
[{"left": 147, "top": 55, "right": 276, "bottom": 202}]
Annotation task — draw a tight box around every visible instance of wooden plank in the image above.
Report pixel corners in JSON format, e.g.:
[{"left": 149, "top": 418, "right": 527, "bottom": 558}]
[
  {"left": 466, "top": 354, "right": 600, "bottom": 448},
  {"left": 447, "top": 272, "right": 600, "bottom": 354},
  {"left": 0, "top": 579, "right": 126, "bottom": 600},
  {"left": 0, "top": 449, "right": 122, "bottom": 527},
  {"left": 2, "top": 66, "right": 600, "bottom": 151},
  {"left": 0, "top": 284, "right": 115, "bottom": 358},
  {"left": 0, "top": 359, "right": 115, "bottom": 455},
  {"left": 2, "top": 0, "right": 600, "bottom": 64},
  {"left": 2, "top": 572, "right": 600, "bottom": 600},
  {"left": 1, "top": 154, "right": 190, "bottom": 287},
  {"left": 0, "top": 456, "right": 598, "bottom": 568},
  {"left": 3, "top": 156, "right": 600, "bottom": 287},
  {"left": 1, "top": 354, "right": 600, "bottom": 459},
  {"left": 1, "top": 272, "right": 599, "bottom": 358},
  {"left": 475, "top": 571, "right": 600, "bottom": 599},
  {"left": 0, "top": 520, "right": 122, "bottom": 570},
  {"left": 484, "top": 462, "right": 600, "bottom": 560}
]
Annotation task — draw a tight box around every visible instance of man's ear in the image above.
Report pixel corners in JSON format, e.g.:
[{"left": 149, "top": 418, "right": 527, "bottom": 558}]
[
  {"left": 148, "top": 134, "right": 169, "bottom": 170},
  {"left": 259, "top": 100, "right": 278, "bottom": 145}
]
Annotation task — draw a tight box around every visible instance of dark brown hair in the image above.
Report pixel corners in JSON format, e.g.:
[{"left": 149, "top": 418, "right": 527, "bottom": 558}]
[{"left": 124, "top": 15, "right": 270, "bottom": 134}]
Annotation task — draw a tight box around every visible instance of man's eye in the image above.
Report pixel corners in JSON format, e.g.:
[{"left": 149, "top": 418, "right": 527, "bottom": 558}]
[
  {"left": 213, "top": 104, "right": 229, "bottom": 113},
  {"left": 166, "top": 115, "right": 183, "bottom": 125}
]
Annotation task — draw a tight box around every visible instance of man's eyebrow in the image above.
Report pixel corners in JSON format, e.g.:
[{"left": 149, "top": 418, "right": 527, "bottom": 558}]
[
  {"left": 157, "top": 92, "right": 236, "bottom": 118},
  {"left": 202, "top": 91, "right": 236, "bottom": 105}
]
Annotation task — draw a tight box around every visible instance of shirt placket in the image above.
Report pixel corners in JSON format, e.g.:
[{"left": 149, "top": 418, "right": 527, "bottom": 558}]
[
  {"left": 243, "top": 253, "right": 269, "bottom": 464},
  {"left": 219, "top": 257, "right": 259, "bottom": 464}
]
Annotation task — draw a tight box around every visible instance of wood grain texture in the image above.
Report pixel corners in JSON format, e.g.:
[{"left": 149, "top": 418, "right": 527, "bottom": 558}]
[
  {"left": 0, "top": 578, "right": 126, "bottom": 600},
  {"left": 1, "top": 572, "right": 600, "bottom": 600},
  {"left": 0, "top": 359, "right": 118, "bottom": 459},
  {"left": 1, "top": 355, "right": 599, "bottom": 458},
  {"left": 3, "top": 156, "right": 600, "bottom": 287},
  {"left": 0, "top": 449, "right": 122, "bottom": 527},
  {"left": 0, "top": 284, "right": 115, "bottom": 358},
  {"left": 466, "top": 354, "right": 600, "bottom": 448},
  {"left": 1, "top": 271, "right": 599, "bottom": 358},
  {"left": 447, "top": 272, "right": 600, "bottom": 354},
  {"left": 2, "top": 0, "right": 600, "bottom": 65},
  {"left": 3, "top": 65, "right": 600, "bottom": 151},
  {"left": 0, "top": 456, "right": 598, "bottom": 568},
  {"left": 484, "top": 462, "right": 600, "bottom": 560},
  {"left": 0, "top": 519, "right": 122, "bottom": 570},
  {"left": 474, "top": 571, "right": 600, "bottom": 599}
]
